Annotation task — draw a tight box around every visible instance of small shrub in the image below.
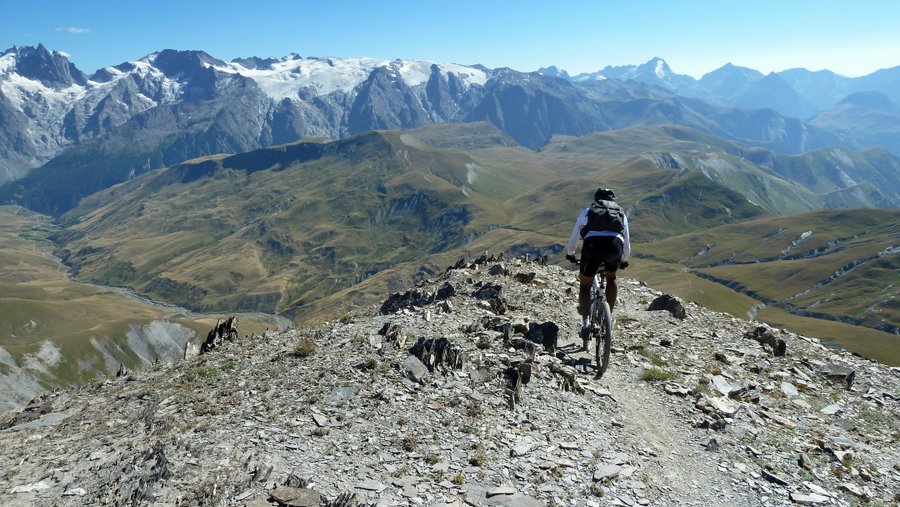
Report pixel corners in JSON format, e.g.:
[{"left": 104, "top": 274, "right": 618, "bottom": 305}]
[
  {"left": 339, "top": 313, "right": 352, "bottom": 323},
  {"left": 704, "top": 363, "right": 723, "bottom": 376},
  {"left": 398, "top": 416, "right": 409, "bottom": 426},
  {"left": 186, "top": 367, "right": 220, "bottom": 381},
  {"left": 476, "top": 335, "right": 492, "bottom": 350},
  {"left": 402, "top": 436, "right": 418, "bottom": 452},
  {"left": 293, "top": 337, "right": 317, "bottom": 358},
  {"left": 425, "top": 453, "right": 441, "bottom": 464},
  {"left": 312, "top": 427, "right": 329, "bottom": 437},
  {"left": 636, "top": 348, "right": 666, "bottom": 367},
  {"left": 451, "top": 472, "right": 465, "bottom": 485},
  {"left": 639, "top": 367, "right": 679, "bottom": 382},
  {"left": 468, "top": 445, "right": 486, "bottom": 466},
  {"left": 364, "top": 358, "right": 378, "bottom": 370},
  {"left": 467, "top": 401, "right": 483, "bottom": 418},
  {"left": 220, "top": 359, "right": 236, "bottom": 370},
  {"left": 617, "top": 315, "right": 638, "bottom": 326}
]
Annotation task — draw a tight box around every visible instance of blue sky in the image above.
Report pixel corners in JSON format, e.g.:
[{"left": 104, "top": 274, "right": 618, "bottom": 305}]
[{"left": 2, "top": 0, "right": 898, "bottom": 78}]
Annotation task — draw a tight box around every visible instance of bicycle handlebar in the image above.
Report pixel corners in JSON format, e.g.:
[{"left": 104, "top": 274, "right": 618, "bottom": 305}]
[{"left": 566, "top": 255, "right": 629, "bottom": 269}]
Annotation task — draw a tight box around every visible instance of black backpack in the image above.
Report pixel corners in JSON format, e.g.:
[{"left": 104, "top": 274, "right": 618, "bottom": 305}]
[{"left": 581, "top": 199, "right": 625, "bottom": 238}]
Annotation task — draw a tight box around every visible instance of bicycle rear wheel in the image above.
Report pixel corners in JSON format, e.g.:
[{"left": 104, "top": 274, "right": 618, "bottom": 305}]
[{"left": 593, "top": 301, "right": 612, "bottom": 378}]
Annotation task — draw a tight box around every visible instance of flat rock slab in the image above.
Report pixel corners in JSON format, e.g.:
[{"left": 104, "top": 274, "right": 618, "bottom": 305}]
[
  {"left": 269, "top": 486, "right": 320, "bottom": 507},
  {"left": 355, "top": 479, "right": 386, "bottom": 492},
  {"left": 820, "top": 404, "right": 842, "bottom": 415},
  {"left": 789, "top": 492, "right": 829, "bottom": 505},
  {"left": 486, "top": 493, "right": 543, "bottom": 506},
  {"left": 593, "top": 464, "right": 622, "bottom": 482},
  {"left": 487, "top": 486, "right": 516, "bottom": 497}
]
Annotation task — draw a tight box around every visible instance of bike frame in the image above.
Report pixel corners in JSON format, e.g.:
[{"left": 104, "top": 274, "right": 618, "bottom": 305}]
[{"left": 592, "top": 270, "right": 606, "bottom": 309}]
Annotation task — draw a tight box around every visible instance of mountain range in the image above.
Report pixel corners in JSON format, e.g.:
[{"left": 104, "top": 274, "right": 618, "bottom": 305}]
[
  {"left": 2, "top": 46, "right": 900, "bottom": 215},
  {"left": 0, "top": 45, "right": 897, "bottom": 398}
]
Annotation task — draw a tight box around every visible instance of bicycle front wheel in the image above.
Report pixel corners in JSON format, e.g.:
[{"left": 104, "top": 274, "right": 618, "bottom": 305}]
[{"left": 593, "top": 301, "right": 612, "bottom": 378}]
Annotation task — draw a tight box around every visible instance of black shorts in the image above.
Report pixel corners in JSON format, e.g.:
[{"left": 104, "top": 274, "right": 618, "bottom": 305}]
[{"left": 580, "top": 236, "right": 623, "bottom": 277}]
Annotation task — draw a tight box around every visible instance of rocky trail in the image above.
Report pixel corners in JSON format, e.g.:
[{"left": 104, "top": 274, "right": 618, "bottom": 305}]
[{"left": 0, "top": 255, "right": 897, "bottom": 506}]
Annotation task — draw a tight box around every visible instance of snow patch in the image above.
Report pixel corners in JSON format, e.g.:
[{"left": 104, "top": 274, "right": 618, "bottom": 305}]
[
  {"left": 0, "top": 52, "right": 16, "bottom": 74},
  {"left": 655, "top": 60, "right": 666, "bottom": 79},
  {"left": 213, "top": 56, "right": 486, "bottom": 100}
]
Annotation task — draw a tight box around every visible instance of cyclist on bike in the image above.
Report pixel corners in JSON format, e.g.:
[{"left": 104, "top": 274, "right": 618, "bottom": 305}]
[{"left": 565, "top": 188, "right": 631, "bottom": 340}]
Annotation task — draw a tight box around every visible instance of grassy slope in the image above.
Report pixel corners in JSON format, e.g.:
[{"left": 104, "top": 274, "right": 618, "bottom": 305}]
[
  {"left": 40, "top": 123, "right": 900, "bottom": 365},
  {"left": 630, "top": 210, "right": 899, "bottom": 362},
  {"left": 0, "top": 206, "right": 275, "bottom": 388},
  {"left": 56, "top": 129, "right": 559, "bottom": 320}
]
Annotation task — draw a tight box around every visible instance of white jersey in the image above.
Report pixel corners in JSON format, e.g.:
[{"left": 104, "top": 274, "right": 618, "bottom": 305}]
[{"left": 566, "top": 205, "right": 631, "bottom": 260}]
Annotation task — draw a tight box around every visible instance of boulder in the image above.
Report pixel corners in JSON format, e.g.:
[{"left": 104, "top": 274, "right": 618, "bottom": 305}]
[{"left": 647, "top": 294, "right": 687, "bottom": 319}]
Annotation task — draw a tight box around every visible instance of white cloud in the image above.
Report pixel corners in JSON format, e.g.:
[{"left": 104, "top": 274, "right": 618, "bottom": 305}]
[{"left": 55, "top": 27, "right": 92, "bottom": 34}]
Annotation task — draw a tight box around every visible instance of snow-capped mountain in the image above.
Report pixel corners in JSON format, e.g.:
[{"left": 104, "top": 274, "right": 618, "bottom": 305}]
[
  {"left": 570, "top": 57, "right": 701, "bottom": 96},
  {"left": 0, "top": 45, "right": 488, "bottom": 185},
  {"left": 0, "top": 46, "right": 876, "bottom": 215}
]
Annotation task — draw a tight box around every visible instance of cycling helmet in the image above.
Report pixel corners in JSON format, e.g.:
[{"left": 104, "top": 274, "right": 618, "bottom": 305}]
[{"left": 594, "top": 188, "right": 616, "bottom": 201}]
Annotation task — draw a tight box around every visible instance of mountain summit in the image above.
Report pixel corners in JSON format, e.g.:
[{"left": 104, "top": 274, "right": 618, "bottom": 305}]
[{"left": 0, "top": 255, "right": 896, "bottom": 505}]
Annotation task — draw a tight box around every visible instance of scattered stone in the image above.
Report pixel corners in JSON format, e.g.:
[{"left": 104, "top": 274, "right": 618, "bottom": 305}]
[
  {"left": 402, "top": 355, "right": 430, "bottom": 384},
  {"left": 526, "top": 321, "right": 559, "bottom": 352},
  {"left": 709, "top": 375, "right": 733, "bottom": 396},
  {"left": 593, "top": 464, "right": 622, "bottom": 482},
  {"left": 269, "top": 486, "right": 321, "bottom": 506},
  {"left": 743, "top": 326, "right": 786, "bottom": 356},
  {"left": 663, "top": 383, "right": 690, "bottom": 396},
  {"left": 9, "top": 480, "right": 52, "bottom": 494},
  {"left": 514, "top": 272, "right": 535, "bottom": 284},
  {"left": 789, "top": 492, "right": 829, "bottom": 505},
  {"left": 820, "top": 404, "right": 841, "bottom": 416},
  {"left": 355, "top": 479, "right": 386, "bottom": 492},
  {"left": 487, "top": 486, "right": 516, "bottom": 497},
  {"left": 839, "top": 482, "right": 873, "bottom": 500},
  {"left": 647, "top": 294, "right": 686, "bottom": 319},
  {"left": 760, "top": 409, "right": 797, "bottom": 429},
  {"left": 409, "top": 337, "right": 464, "bottom": 373},
  {"left": 760, "top": 468, "right": 789, "bottom": 486},
  {"left": 816, "top": 364, "right": 856, "bottom": 390},
  {"left": 696, "top": 395, "right": 737, "bottom": 418},
  {"left": 1, "top": 257, "right": 896, "bottom": 507},
  {"left": 780, "top": 382, "right": 798, "bottom": 397},
  {"left": 200, "top": 316, "right": 239, "bottom": 354},
  {"left": 489, "top": 264, "right": 509, "bottom": 276}
]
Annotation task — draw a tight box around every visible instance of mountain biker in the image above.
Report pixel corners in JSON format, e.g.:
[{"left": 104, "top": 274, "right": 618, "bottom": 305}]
[{"left": 565, "top": 188, "right": 631, "bottom": 340}]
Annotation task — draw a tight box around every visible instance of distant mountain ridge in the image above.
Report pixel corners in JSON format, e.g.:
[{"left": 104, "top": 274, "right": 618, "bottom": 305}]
[
  {"left": 546, "top": 57, "right": 900, "bottom": 114},
  {"left": 0, "top": 45, "right": 897, "bottom": 214}
]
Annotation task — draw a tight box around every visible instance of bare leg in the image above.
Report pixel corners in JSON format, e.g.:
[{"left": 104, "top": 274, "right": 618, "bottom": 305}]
[
  {"left": 605, "top": 271, "right": 618, "bottom": 310},
  {"left": 578, "top": 273, "right": 593, "bottom": 317}
]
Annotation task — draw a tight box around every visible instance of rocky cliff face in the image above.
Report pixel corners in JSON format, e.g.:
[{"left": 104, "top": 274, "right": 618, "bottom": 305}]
[{"left": 1, "top": 255, "right": 896, "bottom": 506}]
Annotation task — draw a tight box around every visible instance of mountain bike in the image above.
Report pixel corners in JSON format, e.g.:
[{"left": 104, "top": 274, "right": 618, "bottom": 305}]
[{"left": 569, "top": 257, "right": 626, "bottom": 379}]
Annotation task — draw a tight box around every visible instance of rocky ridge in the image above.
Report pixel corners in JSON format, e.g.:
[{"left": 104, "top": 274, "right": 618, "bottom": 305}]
[{"left": 0, "top": 255, "right": 897, "bottom": 506}]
